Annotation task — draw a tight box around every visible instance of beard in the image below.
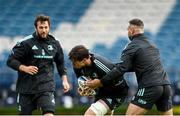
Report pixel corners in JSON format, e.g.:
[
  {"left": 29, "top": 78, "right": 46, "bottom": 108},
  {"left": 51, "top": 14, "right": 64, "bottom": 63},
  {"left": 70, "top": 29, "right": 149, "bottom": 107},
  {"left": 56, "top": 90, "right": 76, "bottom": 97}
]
[{"left": 37, "top": 32, "right": 48, "bottom": 39}]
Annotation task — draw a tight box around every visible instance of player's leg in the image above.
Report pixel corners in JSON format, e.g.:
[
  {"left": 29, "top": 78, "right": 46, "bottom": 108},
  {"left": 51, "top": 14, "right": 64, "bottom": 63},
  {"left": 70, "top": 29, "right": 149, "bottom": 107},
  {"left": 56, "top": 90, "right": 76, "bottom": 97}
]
[
  {"left": 160, "top": 109, "right": 173, "bottom": 115},
  {"left": 84, "top": 99, "right": 111, "bottom": 116},
  {"left": 85, "top": 97, "right": 125, "bottom": 116},
  {"left": 17, "top": 93, "right": 35, "bottom": 115},
  {"left": 126, "top": 103, "right": 148, "bottom": 115},
  {"left": 126, "top": 86, "right": 163, "bottom": 115},
  {"left": 36, "top": 92, "right": 55, "bottom": 116},
  {"left": 156, "top": 85, "right": 173, "bottom": 115}
]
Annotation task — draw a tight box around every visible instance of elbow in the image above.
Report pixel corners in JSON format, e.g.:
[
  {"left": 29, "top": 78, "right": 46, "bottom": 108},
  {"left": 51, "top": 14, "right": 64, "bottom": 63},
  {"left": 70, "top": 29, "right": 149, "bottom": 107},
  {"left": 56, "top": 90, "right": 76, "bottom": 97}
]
[{"left": 6, "top": 56, "right": 21, "bottom": 71}]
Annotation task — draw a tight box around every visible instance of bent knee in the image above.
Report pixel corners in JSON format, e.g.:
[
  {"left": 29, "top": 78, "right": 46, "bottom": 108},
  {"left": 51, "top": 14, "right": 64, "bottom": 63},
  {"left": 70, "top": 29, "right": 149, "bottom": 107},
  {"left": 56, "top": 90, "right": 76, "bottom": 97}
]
[{"left": 87, "top": 101, "right": 110, "bottom": 115}]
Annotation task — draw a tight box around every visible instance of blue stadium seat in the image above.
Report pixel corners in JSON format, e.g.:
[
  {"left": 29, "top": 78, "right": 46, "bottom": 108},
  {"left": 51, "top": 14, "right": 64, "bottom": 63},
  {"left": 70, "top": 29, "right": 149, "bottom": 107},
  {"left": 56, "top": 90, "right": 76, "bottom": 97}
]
[{"left": 0, "top": 0, "right": 180, "bottom": 106}]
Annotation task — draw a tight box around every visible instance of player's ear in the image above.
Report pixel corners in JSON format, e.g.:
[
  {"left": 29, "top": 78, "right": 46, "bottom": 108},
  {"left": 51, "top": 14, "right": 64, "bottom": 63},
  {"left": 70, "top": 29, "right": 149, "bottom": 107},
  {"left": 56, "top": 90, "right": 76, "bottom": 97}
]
[
  {"left": 82, "top": 58, "right": 86, "bottom": 63},
  {"left": 35, "top": 28, "right": 38, "bottom": 34}
]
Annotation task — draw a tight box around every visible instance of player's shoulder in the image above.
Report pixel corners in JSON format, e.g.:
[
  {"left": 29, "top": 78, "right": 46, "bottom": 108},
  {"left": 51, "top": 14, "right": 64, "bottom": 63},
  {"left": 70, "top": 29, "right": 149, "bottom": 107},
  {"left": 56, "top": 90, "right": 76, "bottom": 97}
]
[
  {"left": 48, "top": 33, "right": 60, "bottom": 43},
  {"left": 92, "top": 53, "right": 114, "bottom": 70},
  {"left": 16, "top": 34, "right": 34, "bottom": 46},
  {"left": 93, "top": 53, "right": 112, "bottom": 64},
  {"left": 93, "top": 53, "right": 105, "bottom": 60},
  {"left": 48, "top": 33, "right": 55, "bottom": 40},
  {"left": 21, "top": 34, "right": 33, "bottom": 42},
  {"left": 126, "top": 39, "right": 141, "bottom": 50}
]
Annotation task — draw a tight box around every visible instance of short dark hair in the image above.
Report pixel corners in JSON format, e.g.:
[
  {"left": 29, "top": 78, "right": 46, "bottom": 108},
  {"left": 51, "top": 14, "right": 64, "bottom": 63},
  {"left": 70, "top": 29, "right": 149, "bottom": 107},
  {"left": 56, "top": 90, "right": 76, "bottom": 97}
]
[
  {"left": 68, "top": 45, "right": 89, "bottom": 61},
  {"left": 34, "top": 14, "right": 50, "bottom": 27},
  {"left": 129, "top": 18, "right": 144, "bottom": 28}
]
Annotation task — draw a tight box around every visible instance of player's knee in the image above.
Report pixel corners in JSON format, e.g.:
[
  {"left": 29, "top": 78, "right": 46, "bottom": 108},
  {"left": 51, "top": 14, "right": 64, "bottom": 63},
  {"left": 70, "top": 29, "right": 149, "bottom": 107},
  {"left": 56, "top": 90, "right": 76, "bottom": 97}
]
[
  {"left": 84, "top": 108, "right": 96, "bottom": 116},
  {"left": 88, "top": 102, "right": 109, "bottom": 115},
  {"left": 43, "top": 112, "right": 54, "bottom": 116},
  {"left": 159, "top": 108, "right": 173, "bottom": 115},
  {"left": 41, "top": 106, "right": 55, "bottom": 116}
]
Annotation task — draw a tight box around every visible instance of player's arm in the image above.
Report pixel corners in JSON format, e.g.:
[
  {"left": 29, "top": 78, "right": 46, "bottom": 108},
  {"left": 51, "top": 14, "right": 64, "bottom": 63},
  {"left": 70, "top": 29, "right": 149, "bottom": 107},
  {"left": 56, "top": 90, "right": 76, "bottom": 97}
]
[
  {"left": 73, "top": 69, "right": 88, "bottom": 95},
  {"left": 7, "top": 41, "right": 38, "bottom": 75},
  {"left": 61, "top": 75, "right": 70, "bottom": 92},
  {"left": 54, "top": 40, "right": 70, "bottom": 92},
  {"left": 86, "top": 43, "right": 136, "bottom": 88},
  {"left": 100, "top": 43, "right": 137, "bottom": 86},
  {"left": 54, "top": 41, "right": 67, "bottom": 76},
  {"left": 73, "top": 68, "right": 83, "bottom": 77},
  {"left": 7, "top": 41, "right": 27, "bottom": 71}
]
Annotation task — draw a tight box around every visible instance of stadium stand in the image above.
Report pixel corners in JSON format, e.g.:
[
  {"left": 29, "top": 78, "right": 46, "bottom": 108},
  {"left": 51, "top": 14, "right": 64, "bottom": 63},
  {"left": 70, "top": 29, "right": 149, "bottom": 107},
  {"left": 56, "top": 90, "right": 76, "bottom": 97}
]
[{"left": 0, "top": 0, "right": 180, "bottom": 107}]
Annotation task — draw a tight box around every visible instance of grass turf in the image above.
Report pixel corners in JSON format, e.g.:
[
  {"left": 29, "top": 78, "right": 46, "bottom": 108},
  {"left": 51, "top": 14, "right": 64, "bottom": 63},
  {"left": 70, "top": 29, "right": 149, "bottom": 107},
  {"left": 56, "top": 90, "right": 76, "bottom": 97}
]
[{"left": 0, "top": 105, "right": 179, "bottom": 115}]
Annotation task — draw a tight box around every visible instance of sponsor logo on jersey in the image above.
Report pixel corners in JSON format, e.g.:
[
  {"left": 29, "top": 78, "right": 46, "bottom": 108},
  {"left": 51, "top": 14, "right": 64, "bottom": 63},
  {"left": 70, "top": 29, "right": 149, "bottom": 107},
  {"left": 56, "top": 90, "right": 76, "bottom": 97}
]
[
  {"left": 138, "top": 99, "right": 147, "bottom": 104},
  {"left": 34, "top": 55, "right": 53, "bottom": 59},
  {"left": 32, "top": 45, "right": 38, "bottom": 50}
]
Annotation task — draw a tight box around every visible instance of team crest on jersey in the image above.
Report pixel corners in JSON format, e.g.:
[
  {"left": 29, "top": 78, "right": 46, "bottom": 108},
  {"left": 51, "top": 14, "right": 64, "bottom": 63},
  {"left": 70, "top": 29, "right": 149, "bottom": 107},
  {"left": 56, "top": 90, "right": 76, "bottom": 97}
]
[
  {"left": 92, "top": 73, "right": 98, "bottom": 79},
  {"left": 48, "top": 45, "right": 53, "bottom": 50}
]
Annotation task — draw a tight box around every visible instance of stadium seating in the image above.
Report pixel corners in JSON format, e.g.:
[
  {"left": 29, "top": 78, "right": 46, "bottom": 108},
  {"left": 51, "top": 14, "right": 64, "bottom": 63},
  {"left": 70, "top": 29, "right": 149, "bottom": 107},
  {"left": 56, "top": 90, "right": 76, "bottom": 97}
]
[{"left": 0, "top": 0, "right": 180, "bottom": 106}]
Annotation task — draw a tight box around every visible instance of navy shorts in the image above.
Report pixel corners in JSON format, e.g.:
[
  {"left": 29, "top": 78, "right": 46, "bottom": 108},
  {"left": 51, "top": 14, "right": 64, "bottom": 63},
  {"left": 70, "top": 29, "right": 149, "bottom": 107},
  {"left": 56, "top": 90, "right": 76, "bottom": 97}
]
[
  {"left": 17, "top": 91, "right": 55, "bottom": 115},
  {"left": 95, "top": 95, "right": 127, "bottom": 110},
  {"left": 131, "top": 85, "right": 173, "bottom": 111},
  {"left": 101, "top": 97, "right": 126, "bottom": 110}
]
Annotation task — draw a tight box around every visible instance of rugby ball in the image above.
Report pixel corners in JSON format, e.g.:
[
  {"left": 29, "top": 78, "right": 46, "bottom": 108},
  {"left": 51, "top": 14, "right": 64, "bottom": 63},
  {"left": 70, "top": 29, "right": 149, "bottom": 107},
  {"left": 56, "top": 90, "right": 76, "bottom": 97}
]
[
  {"left": 77, "top": 76, "right": 89, "bottom": 88},
  {"left": 77, "top": 76, "right": 96, "bottom": 96}
]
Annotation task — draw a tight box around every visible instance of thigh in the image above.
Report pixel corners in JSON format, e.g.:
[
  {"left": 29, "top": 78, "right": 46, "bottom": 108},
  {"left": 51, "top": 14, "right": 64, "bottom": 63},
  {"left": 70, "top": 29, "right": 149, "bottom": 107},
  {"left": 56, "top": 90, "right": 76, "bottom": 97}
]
[
  {"left": 17, "top": 93, "right": 36, "bottom": 115},
  {"left": 131, "top": 86, "right": 163, "bottom": 110},
  {"left": 36, "top": 91, "right": 55, "bottom": 114},
  {"left": 126, "top": 103, "right": 148, "bottom": 115},
  {"left": 156, "top": 85, "right": 173, "bottom": 112},
  {"left": 86, "top": 99, "right": 112, "bottom": 115}
]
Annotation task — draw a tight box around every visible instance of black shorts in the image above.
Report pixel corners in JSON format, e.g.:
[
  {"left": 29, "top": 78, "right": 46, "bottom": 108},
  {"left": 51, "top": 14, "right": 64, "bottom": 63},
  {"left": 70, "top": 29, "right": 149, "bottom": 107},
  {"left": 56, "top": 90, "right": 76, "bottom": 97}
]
[
  {"left": 131, "top": 85, "right": 172, "bottom": 111},
  {"left": 17, "top": 91, "right": 55, "bottom": 115},
  {"left": 95, "top": 96, "right": 126, "bottom": 110},
  {"left": 95, "top": 84, "right": 128, "bottom": 110}
]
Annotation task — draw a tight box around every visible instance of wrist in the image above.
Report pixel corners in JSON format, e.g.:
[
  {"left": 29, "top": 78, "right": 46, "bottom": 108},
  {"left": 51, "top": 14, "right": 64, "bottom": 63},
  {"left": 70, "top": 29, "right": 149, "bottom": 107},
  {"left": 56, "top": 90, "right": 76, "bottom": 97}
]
[
  {"left": 19, "top": 65, "right": 26, "bottom": 72},
  {"left": 62, "top": 75, "right": 68, "bottom": 81},
  {"left": 99, "top": 79, "right": 104, "bottom": 87},
  {"left": 99, "top": 80, "right": 103, "bottom": 87}
]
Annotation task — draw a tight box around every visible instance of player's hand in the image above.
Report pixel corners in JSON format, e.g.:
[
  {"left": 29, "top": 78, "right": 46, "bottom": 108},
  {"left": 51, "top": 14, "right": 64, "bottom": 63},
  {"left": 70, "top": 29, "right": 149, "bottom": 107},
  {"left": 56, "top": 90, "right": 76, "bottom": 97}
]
[
  {"left": 62, "top": 81, "right": 70, "bottom": 93},
  {"left": 85, "top": 79, "right": 103, "bottom": 89},
  {"left": 19, "top": 65, "right": 38, "bottom": 75},
  {"left": 62, "top": 75, "right": 70, "bottom": 93}
]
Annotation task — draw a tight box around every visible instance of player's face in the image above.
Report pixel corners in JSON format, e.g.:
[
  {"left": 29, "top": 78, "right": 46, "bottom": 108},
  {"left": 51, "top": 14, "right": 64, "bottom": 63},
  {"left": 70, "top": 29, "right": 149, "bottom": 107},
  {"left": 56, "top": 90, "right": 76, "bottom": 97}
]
[
  {"left": 72, "top": 59, "right": 86, "bottom": 68},
  {"left": 72, "top": 59, "right": 86, "bottom": 69},
  {"left": 35, "top": 21, "right": 50, "bottom": 39}
]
